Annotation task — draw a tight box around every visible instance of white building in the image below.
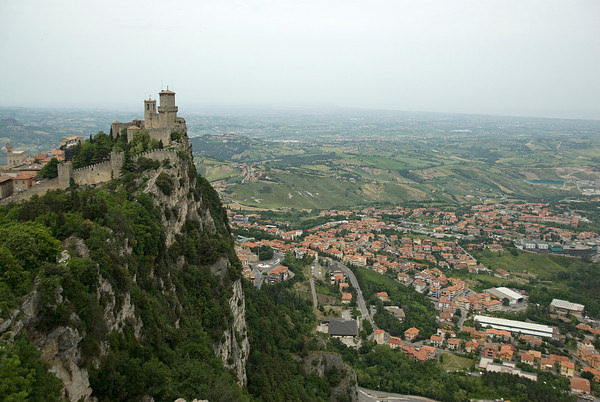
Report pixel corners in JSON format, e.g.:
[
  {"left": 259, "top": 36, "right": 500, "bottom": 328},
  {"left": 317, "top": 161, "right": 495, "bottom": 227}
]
[
  {"left": 479, "top": 357, "right": 537, "bottom": 381},
  {"left": 474, "top": 315, "right": 554, "bottom": 338},
  {"left": 484, "top": 287, "right": 525, "bottom": 305},
  {"left": 550, "top": 299, "right": 585, "bottom": 318}
]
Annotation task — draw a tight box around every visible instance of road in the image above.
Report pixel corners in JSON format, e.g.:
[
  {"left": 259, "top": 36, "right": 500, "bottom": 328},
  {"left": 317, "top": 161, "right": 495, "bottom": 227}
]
[
  {"left": 251, "top": 253, "right": 283, "bottom": 289},
  {"left": 457, "top": 307, "right": 468, "bottom": 330},
  {"left": 310, "top": 260, "right": 319, "bottom": 310},
  {"left": 358, "top": 387, "right": 438, "bottom": 402},
  {"left": 332, "top": 261, "right": 376, "bottom": 330}
]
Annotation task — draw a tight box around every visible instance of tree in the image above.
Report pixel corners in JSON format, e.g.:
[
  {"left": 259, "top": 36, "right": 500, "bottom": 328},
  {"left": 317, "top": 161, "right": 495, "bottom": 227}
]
[
  {"left": 251, "top": 245, "right": 273, "bottom": 261},
  {"left": 502, "top": 298, "right": 510, "bottom": 307},
  {"left": 0, "top": 222, "right": 61, "bottom": 272},
  {"left": 0, "top": 339, "right": 62, "bottom": 401},
  {"left": 37, "top": 157, "right": 59, "bottom": 179},
  {"left": 581, "top": 371, "right": 595, "bottom": 382},
  {"left": 120, "top": 149, "right": 136, "bottom": 174}
]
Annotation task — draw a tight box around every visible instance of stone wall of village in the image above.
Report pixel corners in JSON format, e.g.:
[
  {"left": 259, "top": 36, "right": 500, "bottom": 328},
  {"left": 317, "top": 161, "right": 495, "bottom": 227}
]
[{"left": 1, "top": 148, "right": 179, "bottom": 204}]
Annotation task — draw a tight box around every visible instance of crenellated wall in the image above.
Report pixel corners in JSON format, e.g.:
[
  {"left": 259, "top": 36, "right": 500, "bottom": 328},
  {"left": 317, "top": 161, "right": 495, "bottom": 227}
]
[
  {"left": 3, "top": 177, "right": 61, "bottom": 203},
  {"left": 0, "top": 148, "right": 180, "bottom": 204}
]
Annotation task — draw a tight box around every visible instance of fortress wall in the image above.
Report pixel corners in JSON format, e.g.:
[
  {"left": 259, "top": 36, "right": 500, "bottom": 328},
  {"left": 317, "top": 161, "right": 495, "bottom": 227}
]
[
  {"left": 146, "top": 120, "right": 186, "bottom": 145},
  {"left": 0, "top": 177, "right": 61, "bottom": 204},
  {"left": 3, "top": 148, "right": 182, "bottom": 204},
  {"left": 148, "top": 127, "right": 171, "bottom": 145},
  {"left": 71, "top": 160, "right": 114, "bottom": 185},
  {"left": 137, "top": 149, "right": 179, "bottom": 161}
]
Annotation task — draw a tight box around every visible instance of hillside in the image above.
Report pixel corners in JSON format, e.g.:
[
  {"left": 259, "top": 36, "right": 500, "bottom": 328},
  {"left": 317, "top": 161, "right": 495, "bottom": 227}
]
[
  {"left": 0, "top": 130, "right": 359, "bottom": 401},
  {"left": 190, "top": 131, "right": 599, "bottom": 211},
  {"left": 0, "top": 138, "right": 253, "bottom": 400}
]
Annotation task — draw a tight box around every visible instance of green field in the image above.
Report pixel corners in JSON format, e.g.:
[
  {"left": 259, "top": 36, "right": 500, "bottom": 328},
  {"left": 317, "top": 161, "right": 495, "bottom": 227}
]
[
  {"left": 472, "top": 249, "right": 592, "bottom": 280},
  {"left": 356, "top": 267, "right": 400, "bottom": 289},
  {"left": 231, "top": 173, "right": 430, "bottom": 209},
  {"left": 439, "top": 353, "right": 475, "bottom": 372},
  {"left": 191, "top": 129, "right": 599, "bottom": 210}
]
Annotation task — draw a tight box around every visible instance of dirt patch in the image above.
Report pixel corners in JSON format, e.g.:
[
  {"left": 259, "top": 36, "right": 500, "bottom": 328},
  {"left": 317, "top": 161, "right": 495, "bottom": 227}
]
[
  {"left": 318, "top": 294, "right": 337, "bottom": 305},
  {"left": 520, "top": 171, "right": 540, "bottom": 180}
]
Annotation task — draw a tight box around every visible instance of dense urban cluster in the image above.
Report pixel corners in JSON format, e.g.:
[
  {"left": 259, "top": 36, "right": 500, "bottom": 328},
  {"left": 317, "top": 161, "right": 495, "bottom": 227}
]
[{"left": 230, "top": 203, "right": 600, "bottom": 398}]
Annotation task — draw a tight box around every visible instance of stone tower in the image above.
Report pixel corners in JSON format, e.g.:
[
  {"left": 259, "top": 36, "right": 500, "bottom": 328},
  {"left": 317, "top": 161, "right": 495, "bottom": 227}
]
[
  {"left": 58, "top": 162, "right": 73, "bottom": 188},
  {"left": 5, "top": 144, "right": 27, "bottom": 167},
  {"left": 110, "top": 88, "right": 186, "bottom": 144},
  {"left": 144, "top": 98, "right": 159, "bottom": 129},
  {"left": 158, "top": 89, "right": 178, "bottom": 128}
]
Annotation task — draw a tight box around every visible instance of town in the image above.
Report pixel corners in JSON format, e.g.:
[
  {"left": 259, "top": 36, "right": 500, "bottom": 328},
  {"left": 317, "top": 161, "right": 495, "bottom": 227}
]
[
  {"left": 0, "top": 137, "right": 82, "bottom": 199},
  {"left": 231, "top": 203, "right": 600, "bottom": 399}
]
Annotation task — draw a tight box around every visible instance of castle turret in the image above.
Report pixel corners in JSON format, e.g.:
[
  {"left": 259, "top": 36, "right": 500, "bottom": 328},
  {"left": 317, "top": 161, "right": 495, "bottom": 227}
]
[
  {"left": 144, "top": 98, "right": 158, "bottom": 129},
  {"left": 158, "top": 89, "right": 178, "bottom": 127},
  {"left": 111, "top": 121, "right": 123, "bottom": 139},
  {"left": 58, "top": 162, "right": 73, "bottom": 188}
]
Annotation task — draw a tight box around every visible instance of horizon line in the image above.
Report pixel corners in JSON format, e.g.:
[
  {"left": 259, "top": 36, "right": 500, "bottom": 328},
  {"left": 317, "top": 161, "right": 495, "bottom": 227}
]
[{"left": 0, "top": 103, "right": 599, "bottom": 123}]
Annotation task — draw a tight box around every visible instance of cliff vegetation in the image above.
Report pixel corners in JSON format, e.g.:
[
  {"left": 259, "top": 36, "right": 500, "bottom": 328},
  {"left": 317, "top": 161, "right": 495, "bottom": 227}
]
[{"left": 0, "top": 139, "right": 248, "bottom": 400}]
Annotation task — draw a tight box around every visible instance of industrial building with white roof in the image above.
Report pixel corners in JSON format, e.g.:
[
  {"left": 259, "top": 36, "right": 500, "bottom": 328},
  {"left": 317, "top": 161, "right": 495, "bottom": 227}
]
[
  {"left": 484, "top": 287, "right": 525, "bottom": 305},
  {"left": 474, "top": 315, "right": 555, "bottom": 338}
]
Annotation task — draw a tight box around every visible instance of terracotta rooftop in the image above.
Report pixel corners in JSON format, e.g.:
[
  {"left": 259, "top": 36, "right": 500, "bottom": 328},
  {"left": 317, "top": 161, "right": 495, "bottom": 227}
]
[{"left": 571, "top": 377, "right": 591, "bottom": 392}]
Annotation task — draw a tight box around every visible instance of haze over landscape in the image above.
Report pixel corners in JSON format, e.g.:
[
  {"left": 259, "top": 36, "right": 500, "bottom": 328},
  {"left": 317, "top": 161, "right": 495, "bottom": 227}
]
[
  {"left": 1, "top": 0, "right": 599, "bottom": 119},
  {"left": 1, "top": 2, "right": 600, "bottom": 402}
]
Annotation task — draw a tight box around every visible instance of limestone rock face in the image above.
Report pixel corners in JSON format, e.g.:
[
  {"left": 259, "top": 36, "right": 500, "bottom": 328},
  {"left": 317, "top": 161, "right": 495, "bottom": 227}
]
[
  {"left": 0, "top": 140, "right": 250, "bottom": 397},
  {"left": 213, "top": 278, "right": 250, "bottom": 386},
  {"left": 0, "top": 287, "right": 94, "bottom": 401},
  {"left": 37, "top": 326, "right": 92, "bottom": 402},
  {"left": 304, "top": 351, "right": 359, "bottom": 401},
  {"left": 97, "top": 276, "right": 143, "bottom": 341},
  {"left": 141, "top": 143, "right": 249, "bottom": 386}
]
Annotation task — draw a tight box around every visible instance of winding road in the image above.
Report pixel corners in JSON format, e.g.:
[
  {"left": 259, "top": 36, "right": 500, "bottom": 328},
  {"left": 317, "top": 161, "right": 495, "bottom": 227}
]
[
  {"left": 331, "top": 261, "right": 376, "bottom": 330},
  {"left": 358, "top": 387, "right": 438, "bottom": 402},
  {"left": 310, "top": 260, "right": 319, "bottom": 309}
]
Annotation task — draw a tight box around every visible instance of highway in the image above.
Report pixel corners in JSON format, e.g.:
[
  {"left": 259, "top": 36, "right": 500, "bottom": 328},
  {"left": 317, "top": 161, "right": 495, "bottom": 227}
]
[{"left": 331, "top": 261, "right": 376, "bottom": 330}]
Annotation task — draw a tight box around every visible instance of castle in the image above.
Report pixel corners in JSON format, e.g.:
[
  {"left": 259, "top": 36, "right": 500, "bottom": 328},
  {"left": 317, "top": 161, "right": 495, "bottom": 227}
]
[
  {"left": 1, "top": 90, "right": 188, "bottom": 204},
  {"left": 110, "top": 89, "right": 186, "bottom": 145}
]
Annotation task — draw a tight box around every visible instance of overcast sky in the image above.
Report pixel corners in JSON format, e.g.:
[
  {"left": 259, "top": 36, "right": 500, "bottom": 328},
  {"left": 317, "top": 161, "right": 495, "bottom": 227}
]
[{"left": 1, "top": 0, "right": 599, "bottom": 119}]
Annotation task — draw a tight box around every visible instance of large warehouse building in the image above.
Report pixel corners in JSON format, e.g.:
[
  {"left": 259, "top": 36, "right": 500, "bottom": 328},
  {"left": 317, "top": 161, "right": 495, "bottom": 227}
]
[
  {"left": 550, "top": 299, "right": 585, "bottom": 318},
  {"left": 474, "top": 315, "right": 554, "bottom": 338},
  {"left": 483, "top": 287, "right": 525, "bottom": 305}
]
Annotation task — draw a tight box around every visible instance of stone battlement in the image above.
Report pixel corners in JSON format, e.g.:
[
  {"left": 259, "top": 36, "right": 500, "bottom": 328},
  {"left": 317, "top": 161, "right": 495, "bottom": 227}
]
[
  {"left": 72, "top": 160, "right": 111, "bottom": 173},
  {"left": 1, "top": 89, "right": 190, "bottom": 205},
  {"left": 1, "top": 148, "right": 184, "bottom": 204}
]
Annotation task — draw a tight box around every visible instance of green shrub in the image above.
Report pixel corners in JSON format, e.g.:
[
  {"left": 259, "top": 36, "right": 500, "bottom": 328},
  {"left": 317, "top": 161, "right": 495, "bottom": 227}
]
[
  {"left": 155, "top": 173, "right": 174, "bottom": 196},
  {"left": 137, "top": 157, "right": 160, "bottom": 172}
]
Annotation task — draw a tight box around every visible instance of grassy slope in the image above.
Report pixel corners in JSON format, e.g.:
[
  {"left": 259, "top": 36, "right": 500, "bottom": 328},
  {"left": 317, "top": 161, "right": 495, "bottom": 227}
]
[
  {"left": 439, "top": 353, "right": 475, "bottom": 372},
  {"left": 193, "top": 133, "right": 598, "bottom": 210},
  {"left": 472, "top": 249, "right": 591, "bottom": 279}
]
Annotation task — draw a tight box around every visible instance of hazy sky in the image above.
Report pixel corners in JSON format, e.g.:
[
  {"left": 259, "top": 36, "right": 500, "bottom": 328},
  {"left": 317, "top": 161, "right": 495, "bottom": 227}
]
[{"left": 1, "top": 0, "right": 599, "bottom": 119}]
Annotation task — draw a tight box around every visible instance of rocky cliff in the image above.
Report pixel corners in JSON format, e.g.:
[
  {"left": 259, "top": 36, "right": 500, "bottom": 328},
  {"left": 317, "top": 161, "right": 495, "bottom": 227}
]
[{"left": 0, "top": 137, "right": 249, "bottom": 400}]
